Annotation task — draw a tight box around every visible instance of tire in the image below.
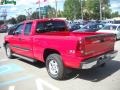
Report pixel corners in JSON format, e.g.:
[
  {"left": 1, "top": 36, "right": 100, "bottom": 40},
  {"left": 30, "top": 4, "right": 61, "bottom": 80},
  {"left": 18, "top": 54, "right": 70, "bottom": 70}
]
[
  {"left": 46, "top": 54, "right": 66, "bottom": 80},
  {"left": 5, "top": 44, "right": 13, "bottom": 58}
]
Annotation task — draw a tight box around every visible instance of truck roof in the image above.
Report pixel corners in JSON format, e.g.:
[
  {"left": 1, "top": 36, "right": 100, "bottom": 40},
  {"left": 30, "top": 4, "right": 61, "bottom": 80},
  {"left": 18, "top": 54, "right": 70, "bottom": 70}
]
[{"left": 21, "top": 18, "right": 65, "bottom": 24}]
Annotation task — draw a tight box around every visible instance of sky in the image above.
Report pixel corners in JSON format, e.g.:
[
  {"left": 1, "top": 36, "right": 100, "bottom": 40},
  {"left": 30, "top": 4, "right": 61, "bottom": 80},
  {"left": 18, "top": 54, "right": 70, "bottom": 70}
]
[
  {"left": 0, "top": 0, "right": 120, "bottom": 19},
  {"left": 110, "top": 0, "right": 120, "bottom": 12}
]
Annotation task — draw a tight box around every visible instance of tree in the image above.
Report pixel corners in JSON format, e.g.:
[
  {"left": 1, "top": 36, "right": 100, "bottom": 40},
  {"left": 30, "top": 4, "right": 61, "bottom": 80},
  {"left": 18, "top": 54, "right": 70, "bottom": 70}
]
[
  {"left": 64, "top": 0, "right": 81, "bottom": 20},
  {"left": 31, "top": 5, "right": 56, "bottom": 19},
  {"left": 31, "top": 11, "right": 39, "bottom": 19},
  {"left": 16, "top": 15, "right": 26, "bottom": 23},
  {"left": 101, "top": 0, "right": 111, "bottom": 19},
  {"left": 84, "top": 0, "right": 100, "bottom": 19},
  {"left": 8, "top": 17, "right": 17, "bottom": 24},
  {"left": 57, "top": 10, "right": 64, "bottom": 17},
  {"left": 46, "top": 5, "right": 56, "bottom": 18},
  {"left": 84, "top": 0, "right": 111, "bottom": 20},
  {"left": 111, "top": 11, "right": 120, "bottom": 18}
]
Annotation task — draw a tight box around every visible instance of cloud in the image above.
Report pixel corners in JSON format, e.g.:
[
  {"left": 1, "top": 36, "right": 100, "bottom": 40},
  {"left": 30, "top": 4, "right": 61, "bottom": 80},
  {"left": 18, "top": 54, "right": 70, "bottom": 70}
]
[
  {"left": 9, "top": 7, "right": 17, "bottom": 11},
  {"left": 16, "top": 0, "right": 35, "bottom": 6},
  {"left": 0, "top": 0, "right": 65, "bottom": 19},
  {"left": 3, "top": 0, "right": 119, "bottom": 19},
  {"left": 110, "top": 0, "right": 120, "bottom": 12}
]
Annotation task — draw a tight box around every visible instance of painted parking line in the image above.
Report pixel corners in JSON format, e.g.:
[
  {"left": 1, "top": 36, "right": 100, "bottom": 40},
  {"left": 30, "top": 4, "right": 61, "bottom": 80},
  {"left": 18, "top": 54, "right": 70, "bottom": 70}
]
[
  {"left": 36, "top": 78, "right": 60, "bottom": 90},
  {"left": 9, "top": 86, "right": 15, "bottom": 90},
  {"left": 0, "top": 74, "right": 34, "bottom": 88},
  {"left": 0, "top": 63, "right": 24, "bottom": 76},
  {"left": 36, "top": 79, "right": 44, "bottom": 90}
]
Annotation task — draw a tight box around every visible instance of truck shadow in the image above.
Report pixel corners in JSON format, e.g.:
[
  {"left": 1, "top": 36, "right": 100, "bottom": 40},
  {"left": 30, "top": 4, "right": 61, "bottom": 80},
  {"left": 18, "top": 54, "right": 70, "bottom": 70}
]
[
  {"left": 17, "top": 58, "right": 120, "bottom": 82},
  {"left": 68, "top": 60, "right": 120, "bottom": 82}
]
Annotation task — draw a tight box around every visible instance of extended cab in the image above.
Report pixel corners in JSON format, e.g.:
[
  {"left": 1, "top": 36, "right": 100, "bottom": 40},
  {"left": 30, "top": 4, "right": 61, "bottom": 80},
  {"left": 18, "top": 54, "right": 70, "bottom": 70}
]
[{"left": 4, "top": 19, "right": 117, "bottom": 80}]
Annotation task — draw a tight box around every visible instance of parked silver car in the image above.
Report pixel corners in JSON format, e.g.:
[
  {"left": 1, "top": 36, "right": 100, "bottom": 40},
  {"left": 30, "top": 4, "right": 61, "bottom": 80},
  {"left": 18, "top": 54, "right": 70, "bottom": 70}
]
[{"left": 97, "top": 24, "right": 120, "bottom": 40}]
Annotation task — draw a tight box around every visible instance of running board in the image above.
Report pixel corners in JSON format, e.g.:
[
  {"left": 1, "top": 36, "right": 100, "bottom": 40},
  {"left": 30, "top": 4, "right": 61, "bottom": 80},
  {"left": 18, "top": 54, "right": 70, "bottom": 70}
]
[{"left": 12, "top": 53, "right": 36, "bottom": 63}]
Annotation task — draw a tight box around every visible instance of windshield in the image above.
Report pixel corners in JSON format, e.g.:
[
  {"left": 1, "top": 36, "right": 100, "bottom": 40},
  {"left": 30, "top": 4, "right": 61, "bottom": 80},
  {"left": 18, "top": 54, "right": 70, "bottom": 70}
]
[
  {"left": 36, "top": 20, "right": 67, "bottom": 32},
  {"left": 102, "top": 25, "right": 117, "bottom": 30}
]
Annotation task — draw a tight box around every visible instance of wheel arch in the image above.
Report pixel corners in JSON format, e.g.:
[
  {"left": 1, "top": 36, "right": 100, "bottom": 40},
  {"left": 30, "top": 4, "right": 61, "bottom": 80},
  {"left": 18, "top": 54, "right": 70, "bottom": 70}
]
[
  {"left": 43, "top": 48, "right": 61, "bottom": 62},
  {"left": 4, "top": 41, "right": 9, "bottom": 47}
]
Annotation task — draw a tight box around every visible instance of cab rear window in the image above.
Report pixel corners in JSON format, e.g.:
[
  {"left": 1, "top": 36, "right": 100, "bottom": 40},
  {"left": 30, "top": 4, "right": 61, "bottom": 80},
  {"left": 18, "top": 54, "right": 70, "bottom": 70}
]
[{"left": 36, "top": 20, "right": 66, "bottom": 32}]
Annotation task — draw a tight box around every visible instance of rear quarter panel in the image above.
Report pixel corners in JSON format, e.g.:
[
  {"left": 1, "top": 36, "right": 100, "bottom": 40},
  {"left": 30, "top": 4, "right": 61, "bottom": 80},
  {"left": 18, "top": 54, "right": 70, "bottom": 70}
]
[{"left": 32, "top": 35, "right": 78, "bottom": 63}]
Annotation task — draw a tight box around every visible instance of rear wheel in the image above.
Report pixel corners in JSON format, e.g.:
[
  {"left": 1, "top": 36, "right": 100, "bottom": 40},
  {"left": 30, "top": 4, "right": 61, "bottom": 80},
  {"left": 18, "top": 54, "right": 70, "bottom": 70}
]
[
  {"left": 46, "top": 54, "right": 66, "bottom": 80},
  {"left": 5, "top": 44, "right": 13, "bottom": 58}
]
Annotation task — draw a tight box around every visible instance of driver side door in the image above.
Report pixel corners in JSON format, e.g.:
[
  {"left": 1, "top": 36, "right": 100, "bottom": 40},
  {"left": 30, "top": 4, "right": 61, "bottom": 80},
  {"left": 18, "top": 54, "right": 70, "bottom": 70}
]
[{"left": 10, "top": 24, "right": 24, "bottom": 55}]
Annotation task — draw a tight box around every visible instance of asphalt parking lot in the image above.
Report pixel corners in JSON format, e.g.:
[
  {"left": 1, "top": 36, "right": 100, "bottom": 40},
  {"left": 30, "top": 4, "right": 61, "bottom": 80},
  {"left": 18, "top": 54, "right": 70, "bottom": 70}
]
[{"left": 0, "top": 33, "right": 120, "bottom": 90}]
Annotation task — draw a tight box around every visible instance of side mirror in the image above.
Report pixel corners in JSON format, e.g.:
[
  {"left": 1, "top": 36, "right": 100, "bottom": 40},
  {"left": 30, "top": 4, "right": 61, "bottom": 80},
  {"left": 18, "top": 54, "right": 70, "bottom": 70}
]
[{"left": 13, "top": 31, "right": 20, "bottom": 35}]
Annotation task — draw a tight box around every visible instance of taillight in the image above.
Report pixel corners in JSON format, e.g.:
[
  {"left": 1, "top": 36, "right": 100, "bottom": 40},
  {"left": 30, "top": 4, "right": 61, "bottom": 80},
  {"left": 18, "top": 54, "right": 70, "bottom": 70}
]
[{"left": 76, "top": 39, "right": 85, "bottom": 56}]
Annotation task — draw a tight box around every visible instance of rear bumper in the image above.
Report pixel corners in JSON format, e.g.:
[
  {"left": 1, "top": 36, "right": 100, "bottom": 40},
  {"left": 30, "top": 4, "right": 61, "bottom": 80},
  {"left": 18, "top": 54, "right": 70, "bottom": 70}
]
[{"left": 80, "top": 50, "right": 118, "bottom": 69}]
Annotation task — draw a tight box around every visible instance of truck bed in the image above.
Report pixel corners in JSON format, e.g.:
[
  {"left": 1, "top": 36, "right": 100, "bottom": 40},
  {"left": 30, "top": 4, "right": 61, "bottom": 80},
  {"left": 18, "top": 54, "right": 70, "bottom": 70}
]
[{"left": 35, "top": 31, "right": 115, "bottom": 59}]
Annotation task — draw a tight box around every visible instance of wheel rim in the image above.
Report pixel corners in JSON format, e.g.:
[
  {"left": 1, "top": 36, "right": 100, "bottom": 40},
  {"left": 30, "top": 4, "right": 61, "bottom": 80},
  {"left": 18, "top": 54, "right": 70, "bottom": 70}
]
[
  {"left": 49, "top": 59, "right": 59, "bottom": 75},
  {"left": 6, "top": 46, "right": 11, "bottom": 57}
]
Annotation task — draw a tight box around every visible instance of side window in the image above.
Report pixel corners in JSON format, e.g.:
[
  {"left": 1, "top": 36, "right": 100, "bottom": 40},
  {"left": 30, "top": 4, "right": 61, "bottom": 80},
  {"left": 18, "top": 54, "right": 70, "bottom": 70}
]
[
  {"left": 24, "top": 23, "right": 32, "bottom": 35},
  {"left": 36, "top": 22, "right": 44, "bottom": 31},
  {"left": 15, "top": 24, "right": 24, "bottom": 35}
]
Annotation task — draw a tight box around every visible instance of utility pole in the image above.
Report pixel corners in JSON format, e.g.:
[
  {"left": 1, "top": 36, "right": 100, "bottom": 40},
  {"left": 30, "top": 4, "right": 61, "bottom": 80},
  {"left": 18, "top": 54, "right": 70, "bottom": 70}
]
[
  {"left": 74, "top": 4, "right": 76, "bottom": 20},
  {"left": 80, "top": 0, "right": 83, "bottom": 20},
  {"left": 38, "top": 2, "right": 41, "bottom": 19},
  {"left": 55, "top": 0, "right": 57, "bottom": 17},
  {"left": 99, "top": 0, "right": 102, "bottom": 20},
  {"left": 36, "top": 0, "right": 41, "bottom": 19}
]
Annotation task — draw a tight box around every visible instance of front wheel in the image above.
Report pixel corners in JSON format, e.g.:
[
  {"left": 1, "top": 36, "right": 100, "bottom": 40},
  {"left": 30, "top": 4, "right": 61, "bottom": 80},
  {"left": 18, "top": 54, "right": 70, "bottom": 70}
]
[
  {"left": 46, "top": 54, "right": 66, "bottom": 80},
  {"left": 5, "top": 44, "right": 13, "bottom": 58}
]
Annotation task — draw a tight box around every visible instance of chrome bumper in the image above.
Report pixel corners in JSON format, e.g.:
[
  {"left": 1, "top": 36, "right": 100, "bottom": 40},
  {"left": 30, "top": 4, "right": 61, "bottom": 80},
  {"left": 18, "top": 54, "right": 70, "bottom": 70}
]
[{"left": 81, "top": 51, "right": 118, "bottom": 69}]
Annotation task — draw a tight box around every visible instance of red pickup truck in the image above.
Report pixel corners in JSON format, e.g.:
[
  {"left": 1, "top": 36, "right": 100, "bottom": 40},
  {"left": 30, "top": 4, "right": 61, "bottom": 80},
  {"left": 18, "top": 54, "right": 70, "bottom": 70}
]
[{"left": 4, "top": 19, "right": 117, "bottom": 80}]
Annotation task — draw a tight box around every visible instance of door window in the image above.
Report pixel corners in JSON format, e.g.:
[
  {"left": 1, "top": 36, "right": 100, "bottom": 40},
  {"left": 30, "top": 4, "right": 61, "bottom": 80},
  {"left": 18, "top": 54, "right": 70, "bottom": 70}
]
[
  {"left": 24, "top": 22, "right": 32, "bottom": 35},
  {"left": 15, "top": 24, "right": 24, "bottom": 35}
]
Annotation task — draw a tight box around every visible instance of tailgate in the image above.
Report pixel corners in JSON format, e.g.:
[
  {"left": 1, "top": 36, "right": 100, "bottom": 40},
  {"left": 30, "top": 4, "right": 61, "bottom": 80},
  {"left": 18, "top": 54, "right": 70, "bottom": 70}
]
[{"left": 84, "top": 34, "right": 115, "bottom": 56}]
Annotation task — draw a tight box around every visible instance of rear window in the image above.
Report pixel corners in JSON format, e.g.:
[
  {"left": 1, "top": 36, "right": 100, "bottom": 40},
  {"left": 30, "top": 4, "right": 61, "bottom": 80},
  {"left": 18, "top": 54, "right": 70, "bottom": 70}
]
[{"left": 36, "top": 20, "right": 66, "bottom": 32}]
